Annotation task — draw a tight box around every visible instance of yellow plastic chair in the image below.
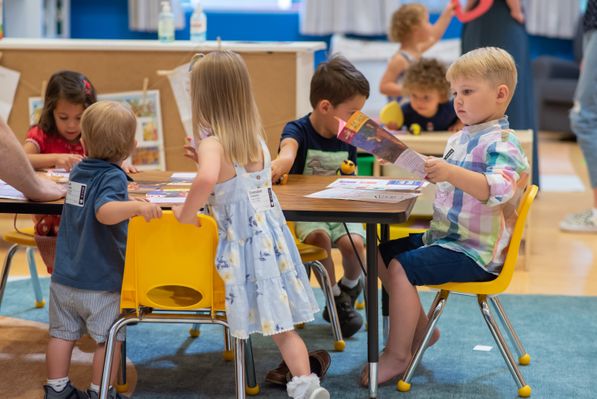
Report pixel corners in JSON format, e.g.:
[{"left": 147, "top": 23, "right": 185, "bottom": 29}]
[
  {"left": 397, "top": 185, "right": 538, "bottom": 398},
  {"left": 288, "top": 222, "right": 345, "bottom": 351},
  {"left": 0, "top": 227, "right": 45, "bottom": 310},
  {"left": 99, "top": 212, "right": 258, "bottom": 399}
]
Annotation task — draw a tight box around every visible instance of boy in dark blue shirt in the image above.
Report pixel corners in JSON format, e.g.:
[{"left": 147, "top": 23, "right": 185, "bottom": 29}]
[
  {"left": 44, "top": 101, "right": 162, "bottom": 399},
  {"left": 401, "top": 58, "right": 462, "bottom": 132},
  {"left": 272, "top": 55, "right": 369, "bottom": 338}
]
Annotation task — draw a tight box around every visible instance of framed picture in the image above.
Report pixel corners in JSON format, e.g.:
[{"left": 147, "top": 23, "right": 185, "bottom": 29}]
[{"left": 28, "top": 89, "right": 166, "bottom": 171}]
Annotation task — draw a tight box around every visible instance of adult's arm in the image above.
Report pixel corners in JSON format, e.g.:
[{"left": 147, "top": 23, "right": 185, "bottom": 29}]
[{"left": 0, "top": 117, "right": 66, "bottom": 201}]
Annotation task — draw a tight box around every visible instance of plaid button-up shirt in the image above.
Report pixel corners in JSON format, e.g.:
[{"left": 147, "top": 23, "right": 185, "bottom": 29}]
[{"left": 422, "top": 117, "right": 529, "bottom": 274}]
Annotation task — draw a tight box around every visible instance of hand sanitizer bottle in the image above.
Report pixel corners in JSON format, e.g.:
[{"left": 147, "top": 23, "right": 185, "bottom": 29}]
[
  {"left": 190, "top": 1, "right": 207, "bottom": 42},
  {"left": 158, "top": 1, "right": 175, "bottom": 42}
]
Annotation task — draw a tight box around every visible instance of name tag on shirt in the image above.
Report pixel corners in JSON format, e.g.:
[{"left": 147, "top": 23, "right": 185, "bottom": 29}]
[
  {"left": 66, "top": 181, "right": 87, "bottom": 207},
  {"left": 248, "top": 187, "right": 275, "bottom": 212}
]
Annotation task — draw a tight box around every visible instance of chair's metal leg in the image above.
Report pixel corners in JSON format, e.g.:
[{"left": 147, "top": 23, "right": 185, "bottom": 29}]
[
  {"left": 398, "top": 290, "right": 449, "bottom": 391},
  {"left": 244, "top": 336, "right": 259, "bottom": 394},
  {"left": 223, "top": 326, "right": 234, "bottom": 360},
  {"left": 310, "top": 261, "right": 344, "bottom": 347},
  {"left": 116, "top": 338, "right": 127, "bottom": 391},
  {"left": 0, "top": 244, "right": 19, "bottom": 310},
  {"left": 380, "top": 224, "right": 389, "bottom": 346},
  {"left": 478, "top": 295, "right": 529, "bottom": 392},
  {"left": 234, "top": 337, "right": 247, "bottom": 399},
  {"left": 26, "top": 247, "right": 44, "bottom": 307},
  {"left": 361, "top": 273, "right": 368, "bottom": 322},
  {"left": 190, "top": 323, "right": 201, "bottom": 338},
  {"left": 490, "top": 296, "right": 529, "bottom": 364},
  {"left": 99, "top": 316, "right": 139, "bottom": 399}
]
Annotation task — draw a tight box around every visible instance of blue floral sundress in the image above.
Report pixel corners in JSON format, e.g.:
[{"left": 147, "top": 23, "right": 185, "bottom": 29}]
[{"left": 207, "top": 139, "right": 319, "bottom": 339}]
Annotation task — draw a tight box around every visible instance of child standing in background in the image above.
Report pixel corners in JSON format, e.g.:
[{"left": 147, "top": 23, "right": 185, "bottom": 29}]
[
  {"left": 24, "top": 70, "right": 138, "bottom": 173},
  {"left": 401, "top": 58, "right": 461, "bottom": 132},
  {"left": 362, "top": 47, "right": 529, "bottom": 386},
  {"left": 380, "top": 3, "right": 454, "bottom": 101},
  {"left": 271, "top": 55, "right": 369, "bottom": 339},
  {"left": 173, "top": 51, "right": 329, "bottom": 399},
  {"left": 24, "top": 71, "right": 94, "bottom": 171},
  {"left": 44, "top": 101, "right": 162, "bottom": 399}
]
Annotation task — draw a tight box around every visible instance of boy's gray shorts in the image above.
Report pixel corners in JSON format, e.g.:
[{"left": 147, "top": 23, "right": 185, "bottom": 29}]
[{"left": 49, "top": 282, "right": 125, "bottom": 343}]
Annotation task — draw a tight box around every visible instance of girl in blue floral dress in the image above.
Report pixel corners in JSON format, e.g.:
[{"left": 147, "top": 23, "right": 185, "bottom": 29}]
[{"left": 173, "top": 51, "right": 329, "bottom": 399}]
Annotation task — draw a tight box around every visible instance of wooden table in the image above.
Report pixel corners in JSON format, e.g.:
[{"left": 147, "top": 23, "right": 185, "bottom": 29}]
[{"left": 0, "top": 172, "right": 417, "bottom": 398}]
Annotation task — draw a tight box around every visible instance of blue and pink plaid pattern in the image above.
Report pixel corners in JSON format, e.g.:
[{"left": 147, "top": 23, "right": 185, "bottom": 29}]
[{"left": 422, "top": 117, "right": 529, "bottom": 274}]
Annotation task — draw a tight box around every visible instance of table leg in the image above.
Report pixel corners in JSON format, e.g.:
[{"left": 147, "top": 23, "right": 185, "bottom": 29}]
[{"left": 366, "top": 223, "right": 378, "bottom": 398}]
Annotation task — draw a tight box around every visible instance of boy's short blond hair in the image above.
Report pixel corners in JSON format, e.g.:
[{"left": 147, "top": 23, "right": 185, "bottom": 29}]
[
  {"left": 388, "top": 3, "right": 426, "bottom": 43},
  {"left": 81, "top": 101, "right": 136, "bottom": 163},
  {"left": 403, "top": 58, "right": 450, "bottom": 101},
  {"left": 446, "top": 47, "right": 518, "bottom": 101}
]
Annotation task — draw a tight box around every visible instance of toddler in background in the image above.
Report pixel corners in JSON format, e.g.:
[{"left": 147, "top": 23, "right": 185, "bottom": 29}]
[
  {"left": 380, "top": 2, "right": 454, "bottom": 101},
  {"left": 24, "top": 70, "right": 94, "bottom": 171},
  {"left": 24, "top": 70, "right": 138, "bottom": 173},
  {"left": 401, "top": 58, "right": 462, "bottom": 132}
]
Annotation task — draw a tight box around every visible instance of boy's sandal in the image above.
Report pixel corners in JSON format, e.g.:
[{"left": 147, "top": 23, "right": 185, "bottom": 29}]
[{"left": 265, "top": 350, "right": 332, "bottom": 386}]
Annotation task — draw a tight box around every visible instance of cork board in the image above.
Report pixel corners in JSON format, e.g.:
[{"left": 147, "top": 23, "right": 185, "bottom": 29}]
[{"left": 2, "top": 48, "right": 296, "bottom": 171}]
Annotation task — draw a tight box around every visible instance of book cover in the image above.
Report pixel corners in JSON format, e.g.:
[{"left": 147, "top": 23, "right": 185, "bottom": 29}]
[{"left": 338, "top": 111, "right": 426, "bottom": 178}]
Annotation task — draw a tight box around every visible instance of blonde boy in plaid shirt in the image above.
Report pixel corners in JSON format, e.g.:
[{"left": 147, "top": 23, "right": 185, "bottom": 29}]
[{"left": 362, "top": 47, "right": 529, "bottom": 386}]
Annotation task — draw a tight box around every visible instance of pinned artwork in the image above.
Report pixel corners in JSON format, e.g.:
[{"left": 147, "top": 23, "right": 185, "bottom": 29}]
[{"left": 29, "top": 89, "right": 166, "bottom": 171}]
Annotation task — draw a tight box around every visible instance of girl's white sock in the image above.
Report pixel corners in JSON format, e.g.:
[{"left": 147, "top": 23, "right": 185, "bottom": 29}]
[{"left": 286, "top": 373, "right": 320, "bottom": 399}]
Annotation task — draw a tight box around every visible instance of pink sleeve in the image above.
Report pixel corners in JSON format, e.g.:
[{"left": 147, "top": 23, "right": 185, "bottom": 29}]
[{"left": 25, "top": 126, "right": 46, "bottom": 153}]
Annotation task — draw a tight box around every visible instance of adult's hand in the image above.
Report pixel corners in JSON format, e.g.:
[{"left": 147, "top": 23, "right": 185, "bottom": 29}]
[{"left": 0, "top": 116, "right": 66, "bottom": 201}]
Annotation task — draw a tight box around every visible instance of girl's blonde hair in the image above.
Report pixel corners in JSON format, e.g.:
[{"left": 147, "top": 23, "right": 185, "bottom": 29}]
[
  {"left": 389, "top": 3, "right": 427, "bottom": 43},
  {"left": 190, "top": 51, "right": 264, "bottom": 165},
  {"left": 446, "top": 47, "right": 518, "bottom": 101}
]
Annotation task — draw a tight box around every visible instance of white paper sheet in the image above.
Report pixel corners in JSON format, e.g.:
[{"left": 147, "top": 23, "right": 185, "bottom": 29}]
[
  {"left": 0, "top": 179, "right": 26, "bottom": 200},
  {"left": 167, "top": 62, "right": 193, "bottom": 138},
  {"left": 0, "top": 65, "right": 20, "bottom": 121},
  {"left": 305, "top": 187, "right": 419, "bottom": 203},
  {"left": 328, "top": 178, "right": 427, "bottom": 191}
]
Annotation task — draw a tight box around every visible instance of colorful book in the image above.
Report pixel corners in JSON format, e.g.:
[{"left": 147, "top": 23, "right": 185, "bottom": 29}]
[{"left": 337, "top": 111, "right": 426, "bottom": 178}]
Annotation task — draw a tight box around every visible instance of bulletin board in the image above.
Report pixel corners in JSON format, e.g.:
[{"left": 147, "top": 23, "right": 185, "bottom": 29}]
[{"left": 1, "top": 45, "right": 303, "bottom": 171}]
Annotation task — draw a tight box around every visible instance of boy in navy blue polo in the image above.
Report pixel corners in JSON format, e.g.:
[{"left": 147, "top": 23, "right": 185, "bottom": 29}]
[
  {"left": 44, "top": 101, "right": 162, "bottom": 399},
  {"left": 271, "top": 55, "right": 370, "bottom": 338}
]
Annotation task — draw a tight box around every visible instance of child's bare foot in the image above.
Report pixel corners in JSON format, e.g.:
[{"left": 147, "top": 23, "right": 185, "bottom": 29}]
[
  {"left": 359, "top": 350, "right": 410, "bottom": 387},
  {"left": 411, "top": 327, "right": 441, "bottom": 353}
]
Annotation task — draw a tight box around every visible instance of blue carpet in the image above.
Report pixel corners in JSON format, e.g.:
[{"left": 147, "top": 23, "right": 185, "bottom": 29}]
[{"left": 2, "top": 277, "right": 597, "bottom": 398}]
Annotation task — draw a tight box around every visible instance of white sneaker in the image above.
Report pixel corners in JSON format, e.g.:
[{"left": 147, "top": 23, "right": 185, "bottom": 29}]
[
  {"left": 307, "top": 387, "right": 330, "bottom": 399},
  {"left": 560, "top": 210, "right": 597, "bottom": 233}
]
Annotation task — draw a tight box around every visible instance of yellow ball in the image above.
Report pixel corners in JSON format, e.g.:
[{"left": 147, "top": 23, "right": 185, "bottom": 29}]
[
  {"left": 340, "top": 159, "right": 356, "bottom": 175},
  {"left": 409, "top": 123, "right": 422, "bottom": 136}
]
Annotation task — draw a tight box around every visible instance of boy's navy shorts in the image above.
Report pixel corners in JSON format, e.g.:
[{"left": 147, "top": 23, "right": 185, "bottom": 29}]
[{"left": 379, "top": 233, "right": 496, "bottom": 286}]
